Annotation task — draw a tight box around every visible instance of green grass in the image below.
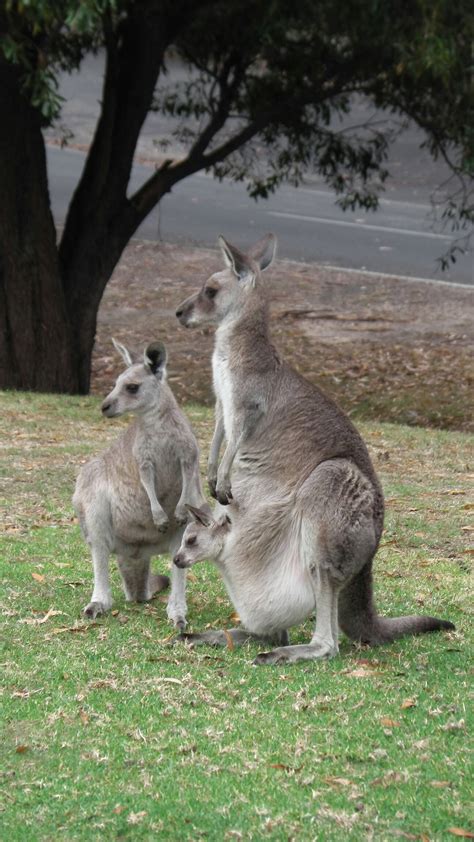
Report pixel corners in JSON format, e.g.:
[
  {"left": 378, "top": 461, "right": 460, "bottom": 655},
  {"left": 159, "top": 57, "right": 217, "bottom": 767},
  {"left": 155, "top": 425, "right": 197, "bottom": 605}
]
[{"left": 0, "top": 391, "right": 472, "bottom": 841}]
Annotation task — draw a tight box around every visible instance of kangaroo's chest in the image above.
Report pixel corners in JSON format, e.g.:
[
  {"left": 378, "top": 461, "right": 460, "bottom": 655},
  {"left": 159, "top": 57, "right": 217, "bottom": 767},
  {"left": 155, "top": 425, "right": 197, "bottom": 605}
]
[{"left": 212, "top": 349, "right": 234, "bottom": 437}]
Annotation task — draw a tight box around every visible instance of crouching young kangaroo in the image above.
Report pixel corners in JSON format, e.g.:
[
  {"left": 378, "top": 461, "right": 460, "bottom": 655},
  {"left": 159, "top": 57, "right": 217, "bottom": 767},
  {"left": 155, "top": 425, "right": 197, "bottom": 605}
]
[
  {"left": 174, "top": 235, "right": 455, "bottom": 664},
  {"left": 73, "top": 339, "right": 208, "bottom": 627}
]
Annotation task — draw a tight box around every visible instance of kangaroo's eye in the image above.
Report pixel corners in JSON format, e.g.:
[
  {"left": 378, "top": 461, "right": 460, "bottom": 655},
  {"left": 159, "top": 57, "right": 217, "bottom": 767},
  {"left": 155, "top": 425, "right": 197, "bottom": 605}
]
[
  {"left": 205, "top": 287, "right": 218, "bottom": 299},
  {"left": 186, "top": 535, "right": 197, "bottom": 547},
  {"left": 126, "top": 384, "right": 140, "bottom": 394}
]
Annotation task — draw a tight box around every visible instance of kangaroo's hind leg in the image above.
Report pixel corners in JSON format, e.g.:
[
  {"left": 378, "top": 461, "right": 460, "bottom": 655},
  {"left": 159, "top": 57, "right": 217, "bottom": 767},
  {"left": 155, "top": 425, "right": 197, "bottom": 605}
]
[
  {"left": 254, "top": 566, "right": 340, "bottom": 665},
  {"left": 83, "top": 540, "right": 113, "bottom": 618},
  {"left": 117, "top": 554, "right": 169, "bottom": 603},
  {"left": 254, "top": 459, "right": 377, "bottom": 666}
]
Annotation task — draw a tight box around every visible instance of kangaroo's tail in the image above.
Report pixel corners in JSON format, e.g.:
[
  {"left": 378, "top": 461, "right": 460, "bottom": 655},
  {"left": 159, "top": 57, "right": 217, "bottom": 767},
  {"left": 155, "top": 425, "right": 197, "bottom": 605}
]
[{"left": 338, "top": 561, "right": 455, "bottom": 645}]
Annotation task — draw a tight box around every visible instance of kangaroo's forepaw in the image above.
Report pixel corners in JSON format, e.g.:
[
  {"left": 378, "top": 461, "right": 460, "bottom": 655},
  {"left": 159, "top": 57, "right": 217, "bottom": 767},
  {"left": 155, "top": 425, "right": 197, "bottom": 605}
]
[
  {"left": 83, "top": 600, "right": 110, "bottom": 619},
  {"left": 154, "top": 516, "right": 169, "bottom": 533},
  {"left": 215, "top": 480, "right": 233, "bottom": 506},
  {"left": 174, "top": 507, "right": 188, "bottom": 526}
]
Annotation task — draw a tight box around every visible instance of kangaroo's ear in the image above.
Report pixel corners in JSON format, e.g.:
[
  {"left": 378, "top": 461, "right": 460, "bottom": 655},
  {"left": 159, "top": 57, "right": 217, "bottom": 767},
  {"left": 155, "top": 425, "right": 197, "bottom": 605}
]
[
  {"left": 144, "top": 341, "right": 167, "bottom": 378},
  {"left": 248, "top": 233, "right": 277, "bottom": 272},
  {"left": 218, "top": 236, "right": 254, "bottom": 283},
  {"left": 112, "top": 337, "right": 133, "bottom": 367},
  {"left": 185, "top": 504, "right": 213, "bottom": 528}
]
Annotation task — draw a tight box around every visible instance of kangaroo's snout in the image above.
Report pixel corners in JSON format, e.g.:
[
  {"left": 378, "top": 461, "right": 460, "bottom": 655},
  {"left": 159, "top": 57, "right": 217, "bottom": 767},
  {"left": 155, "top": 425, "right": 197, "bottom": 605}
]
[
  {"left": 101, "top": 399, "right": 117, "bottom": 417},
  {"left": 173, "top": 553, "right": 187, "bottom": 569},
  {"left": 175, "top": 293, "right": 198, "bottom": 327},
  {"left": 176, "top": 305, "right": 190, "bottom": 327}
]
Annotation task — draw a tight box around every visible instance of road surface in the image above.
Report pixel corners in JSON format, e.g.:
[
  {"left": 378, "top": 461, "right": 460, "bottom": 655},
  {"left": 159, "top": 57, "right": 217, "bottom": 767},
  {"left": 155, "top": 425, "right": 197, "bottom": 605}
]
[{"left": 47, "top": 145, "right": 473, "bottom": 285}]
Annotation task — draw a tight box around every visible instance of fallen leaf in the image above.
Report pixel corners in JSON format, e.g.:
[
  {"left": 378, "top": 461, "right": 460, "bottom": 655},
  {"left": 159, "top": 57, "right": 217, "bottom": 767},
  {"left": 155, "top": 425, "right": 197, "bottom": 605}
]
[
  {"left": 15, "top": 745, "right": 28, "bottom": 753},
  {"left": 223, "top": 629, "right": 234, "bottom": 651},
  {"left": 51, "top": 622, "right": 100, "bottom": 634},
  {"left": 441, "top": 719, "right": 465, "bottom": 731},
  {"left": 113, "top": 805, "right": 125, "bottom": 815},
  {"left": 156, "top": 677, "right": 182, "bottom": 685},
  {"left": 400, "top": 699, "right": 417, "bottom": 709},
  {"left": 270, "top": 763, "right": 303, "bottom": 773},
  {"left": 79, "top": 709, "right": 89, "bottom": 726},
  {"left": 31, "top": 572, "right": 45, "bottom": 583},
  {"left": 446, "top": 830, "right": 474, "bottom": 839},
  {"left": 20, "top": 609, "right": 66, "bottom": 626},
  {"left": 12, "top": 688, "right": 43, "bottom": 699},
  {"left": 323, "top": 776, "right": 353, "bottom": 787},
  {"left": 127, "top": 811, "right": 147, "bottom": 825},
  {"left": 431, "top": 780, "right": 450, "bottom": 788},
  {"left": 344, "top": 666, "right": 381, "bottom": 678},
  {"left": 229, "top": 611, "right": 241, "bottom": 623},
  {"left": 380, "top": 717, "right": 401, "bottom": 728},
  {"left": 370, "top": 771, "right": 404, "bottom": 787}
]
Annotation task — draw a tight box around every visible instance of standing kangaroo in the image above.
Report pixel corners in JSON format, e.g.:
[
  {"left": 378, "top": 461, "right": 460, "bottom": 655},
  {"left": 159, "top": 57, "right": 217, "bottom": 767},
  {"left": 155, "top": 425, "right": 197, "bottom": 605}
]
[
  {"left": 73, "top": 339, "right": 208, "bottom": 627},
  {"left": 174, "top": 235, "right": 454, "bottom": 664}
]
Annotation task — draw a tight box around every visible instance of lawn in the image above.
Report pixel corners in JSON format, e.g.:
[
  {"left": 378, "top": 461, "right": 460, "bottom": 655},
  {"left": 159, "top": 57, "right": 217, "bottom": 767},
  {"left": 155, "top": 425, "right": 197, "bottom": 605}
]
[{"left": 0, "top": 391, "right": 472, "bottom": 841}]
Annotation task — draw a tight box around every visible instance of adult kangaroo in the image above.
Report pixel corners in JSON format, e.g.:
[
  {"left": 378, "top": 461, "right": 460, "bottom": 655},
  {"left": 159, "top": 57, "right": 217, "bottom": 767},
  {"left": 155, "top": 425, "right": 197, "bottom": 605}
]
[{"left": 174, "top": 234, "right": 454, "bottom": 664}]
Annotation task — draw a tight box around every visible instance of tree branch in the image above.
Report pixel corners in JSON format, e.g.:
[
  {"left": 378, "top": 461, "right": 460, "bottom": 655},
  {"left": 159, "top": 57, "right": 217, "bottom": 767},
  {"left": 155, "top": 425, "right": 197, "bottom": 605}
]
[{"left": 128, "top": 116, "right": 267, "bottom": 225}]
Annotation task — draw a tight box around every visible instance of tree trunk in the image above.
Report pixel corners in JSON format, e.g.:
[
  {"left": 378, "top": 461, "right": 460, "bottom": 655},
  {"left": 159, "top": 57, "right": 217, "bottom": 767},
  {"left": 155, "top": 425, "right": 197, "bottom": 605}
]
[
  {"left": 0, "top": 2, "right": 207, "bottom": 395},
  {"left": 0, "top": 61, "right": 79, "bottom": 393}
]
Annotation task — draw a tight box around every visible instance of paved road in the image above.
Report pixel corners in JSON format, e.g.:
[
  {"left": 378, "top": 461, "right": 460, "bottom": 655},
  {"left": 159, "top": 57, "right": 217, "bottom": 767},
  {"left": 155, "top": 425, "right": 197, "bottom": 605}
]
[
  {"left": 47, "top": 145, "right": 473, "bottom": 284},
  {"left": 45, "top": 52, "right": 473, "bottom": 284}
]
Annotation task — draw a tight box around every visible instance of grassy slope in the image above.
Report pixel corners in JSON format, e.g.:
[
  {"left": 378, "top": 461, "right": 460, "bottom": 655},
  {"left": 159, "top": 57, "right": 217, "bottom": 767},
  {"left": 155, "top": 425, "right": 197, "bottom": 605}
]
[{"left": 0, "top": 392, "right": 472, "bottom": 841}]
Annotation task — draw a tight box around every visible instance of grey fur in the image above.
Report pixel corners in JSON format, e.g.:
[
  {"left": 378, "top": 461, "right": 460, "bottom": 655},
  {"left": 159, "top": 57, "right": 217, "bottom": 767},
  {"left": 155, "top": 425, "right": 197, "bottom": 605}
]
[
  {"left": 174, "top": 235, "right": 455, "bottom": 663},
  {"left": 73, "top": 340, "right": 208, "bottom": 626}
]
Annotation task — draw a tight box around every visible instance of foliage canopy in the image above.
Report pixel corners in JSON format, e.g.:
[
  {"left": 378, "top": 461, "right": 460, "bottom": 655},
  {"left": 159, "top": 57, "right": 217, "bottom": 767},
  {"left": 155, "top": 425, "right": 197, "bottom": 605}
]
[{"left": 0, "top": 0, "right": 472, "bottom": 393}]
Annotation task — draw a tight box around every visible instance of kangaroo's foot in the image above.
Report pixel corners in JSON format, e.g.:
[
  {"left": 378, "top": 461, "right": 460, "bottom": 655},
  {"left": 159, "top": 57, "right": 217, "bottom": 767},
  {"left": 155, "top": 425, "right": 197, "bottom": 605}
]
[
  {"left": 172, "top": 628, "right": 254, "bottom": 648},
  {"left": 254, "top": 637, "right": 338, "bottom": 666},
  {"left": 83, "top": 598, "right": 112, "bottom": 619},
  {"left": 166, "top": 601, "right": 187, "bottom": 630},
  {"left": 172, "top": 628, "right": 289, "bottom": 649}
]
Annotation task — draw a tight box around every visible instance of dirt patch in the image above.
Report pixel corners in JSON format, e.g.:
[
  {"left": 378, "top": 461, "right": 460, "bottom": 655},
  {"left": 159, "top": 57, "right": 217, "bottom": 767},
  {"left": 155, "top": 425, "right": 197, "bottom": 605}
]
[{"left": 91, "top": 240, "right": 474, "bottom": 431}]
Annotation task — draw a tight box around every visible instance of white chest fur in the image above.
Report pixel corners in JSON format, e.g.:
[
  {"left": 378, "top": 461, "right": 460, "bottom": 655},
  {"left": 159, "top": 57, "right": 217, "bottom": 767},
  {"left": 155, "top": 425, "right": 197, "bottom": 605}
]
[{"left": 212, "top": 346, "right": 234, "bottom": 439}]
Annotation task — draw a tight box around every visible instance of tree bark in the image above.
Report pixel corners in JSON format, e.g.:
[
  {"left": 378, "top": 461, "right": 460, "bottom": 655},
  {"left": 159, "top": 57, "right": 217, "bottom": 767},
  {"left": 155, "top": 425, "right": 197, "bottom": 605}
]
[
  {"left": 0, "top": 60, "right": 79, "bottom": 392},
  {"left": 58, "top": 4, "right": 187, "bottom": 393}
]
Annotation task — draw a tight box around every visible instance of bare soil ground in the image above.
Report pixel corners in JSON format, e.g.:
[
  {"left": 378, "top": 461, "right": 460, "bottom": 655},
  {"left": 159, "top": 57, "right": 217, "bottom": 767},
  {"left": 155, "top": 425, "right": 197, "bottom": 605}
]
[{"left": 91, "top": 240, "right": 473, "bottom": 431}]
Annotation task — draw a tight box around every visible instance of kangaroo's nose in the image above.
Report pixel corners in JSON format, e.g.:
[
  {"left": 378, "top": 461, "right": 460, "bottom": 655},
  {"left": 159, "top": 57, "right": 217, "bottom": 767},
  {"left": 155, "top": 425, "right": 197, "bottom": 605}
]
[
  {"left": 101, "top": 401, "right": 111, "bottom": 414},
  {"left": 175, "top": 307, "right": 183, "bottom": 319},
  {"left": 173, "top": 553, "right": 184, "bottom": 568}
]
